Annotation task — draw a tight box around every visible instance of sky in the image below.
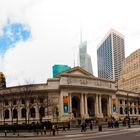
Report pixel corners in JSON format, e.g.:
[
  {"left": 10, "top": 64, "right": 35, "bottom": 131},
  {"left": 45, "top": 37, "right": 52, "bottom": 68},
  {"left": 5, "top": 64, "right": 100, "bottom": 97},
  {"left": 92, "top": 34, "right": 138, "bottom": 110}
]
[{"left": 0, "top": 0, "right": 140, "bottom": 86}]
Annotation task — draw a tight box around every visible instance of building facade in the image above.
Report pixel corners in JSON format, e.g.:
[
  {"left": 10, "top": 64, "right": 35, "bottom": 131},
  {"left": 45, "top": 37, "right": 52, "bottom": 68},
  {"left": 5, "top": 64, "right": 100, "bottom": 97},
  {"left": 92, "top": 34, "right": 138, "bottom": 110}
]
[
  {"left": 97, "top": 29, "right": 125, "bottom": 81},
  {"left": 79, "top": 41, "right": 93, "bottom": 74},
  {"left": 0, "top": 67, "right": 140, "bottom": 125},
  {"left": 118, "top": 49, "right": 140, "bottom": 92}
]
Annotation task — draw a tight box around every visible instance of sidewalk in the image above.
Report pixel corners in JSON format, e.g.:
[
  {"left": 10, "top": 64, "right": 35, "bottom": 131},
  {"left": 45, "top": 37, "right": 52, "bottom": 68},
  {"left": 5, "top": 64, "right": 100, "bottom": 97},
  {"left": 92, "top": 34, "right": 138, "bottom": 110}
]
[{"left": 0, "top": 124, "right": 139, "bottom": 137}]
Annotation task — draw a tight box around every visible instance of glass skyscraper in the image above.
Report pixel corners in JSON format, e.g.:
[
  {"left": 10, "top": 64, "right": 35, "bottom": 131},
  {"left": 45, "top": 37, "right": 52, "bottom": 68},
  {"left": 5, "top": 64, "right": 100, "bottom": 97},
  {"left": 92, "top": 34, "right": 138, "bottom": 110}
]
[
  {"left": 97, "top": 29, "right": 125, "bottom": 81},
  {"left": 79, "top": 41, "right": 93, "bottom": 74},
  {"left": 52, "top": 65, "right": 71, "bottom": 78}
]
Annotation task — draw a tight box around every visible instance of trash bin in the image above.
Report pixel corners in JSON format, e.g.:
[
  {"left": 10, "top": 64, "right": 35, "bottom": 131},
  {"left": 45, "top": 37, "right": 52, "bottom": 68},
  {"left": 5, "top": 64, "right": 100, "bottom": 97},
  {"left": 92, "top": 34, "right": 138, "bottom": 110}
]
[{"left": 98, "top": 125, "right": 102, "bottom": 132}]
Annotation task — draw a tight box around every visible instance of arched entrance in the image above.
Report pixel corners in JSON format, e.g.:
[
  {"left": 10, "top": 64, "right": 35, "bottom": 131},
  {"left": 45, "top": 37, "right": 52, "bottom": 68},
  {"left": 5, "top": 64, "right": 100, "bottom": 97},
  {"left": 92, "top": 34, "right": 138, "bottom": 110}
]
[
  {"left": 4, "top": 109, "right": 9, "bottom": 119},
  {"left": 87, "top": 96, "right": 95, "bottom": 117},
  {"left": 120, "top": 107, "right": 123, "bottom": 114},
  {"left": 101, "top": 97, "right": 108, "bottom": 117},
  {"left": 72, "top": 96, "right": 80, "bottom": 118}
]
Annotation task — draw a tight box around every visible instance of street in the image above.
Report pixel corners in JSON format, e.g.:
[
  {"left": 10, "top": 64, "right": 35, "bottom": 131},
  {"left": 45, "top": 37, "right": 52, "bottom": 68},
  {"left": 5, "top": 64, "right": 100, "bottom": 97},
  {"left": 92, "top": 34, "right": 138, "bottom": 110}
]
[{"left": 0, "top": 128, "right": 140, "bottom": 140}]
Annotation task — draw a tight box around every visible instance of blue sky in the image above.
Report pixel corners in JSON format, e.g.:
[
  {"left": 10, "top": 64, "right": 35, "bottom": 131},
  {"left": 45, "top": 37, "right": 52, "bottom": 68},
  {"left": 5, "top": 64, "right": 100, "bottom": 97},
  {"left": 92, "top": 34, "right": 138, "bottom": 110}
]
[{"left": 0, "top": 20, "right": 31, "bottom": 55}]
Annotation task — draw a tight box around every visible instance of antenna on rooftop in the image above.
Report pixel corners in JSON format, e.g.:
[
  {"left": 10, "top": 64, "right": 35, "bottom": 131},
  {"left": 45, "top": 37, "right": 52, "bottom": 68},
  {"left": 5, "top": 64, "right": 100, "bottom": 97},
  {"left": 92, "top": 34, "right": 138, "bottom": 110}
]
[{"left": 80, "top": 24, "right": 83, "bottom": 44}]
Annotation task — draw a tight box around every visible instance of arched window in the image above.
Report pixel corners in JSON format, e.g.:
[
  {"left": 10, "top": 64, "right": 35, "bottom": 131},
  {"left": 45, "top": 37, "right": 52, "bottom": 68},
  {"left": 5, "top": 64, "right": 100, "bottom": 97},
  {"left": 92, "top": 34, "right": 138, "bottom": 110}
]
[
  {"left": 130, "top": 108, "right": 132, "bottom": 114},
  {"left": 30, "top": 107, "right": 35, "bottom": 118},
  {"left": 21, "top": 108, "right": 26, "bottom": 118},
  {"left": 4, "top": 109, "right": 9, "bottom": 119},
  {"left": 39, "top": 107, "right": 45, "bottom": 117},
  {"left": 30, "top": 98, "right": 34, "bottom": 104},
  {"left": 120, "top": 107, "right": 123, "bottom": 114},
  {"left": 13, "top": 109, "right": 18, "bottom": 118},
  {"left": 21, "top": 99, "right": 25, "bottom": 104}
]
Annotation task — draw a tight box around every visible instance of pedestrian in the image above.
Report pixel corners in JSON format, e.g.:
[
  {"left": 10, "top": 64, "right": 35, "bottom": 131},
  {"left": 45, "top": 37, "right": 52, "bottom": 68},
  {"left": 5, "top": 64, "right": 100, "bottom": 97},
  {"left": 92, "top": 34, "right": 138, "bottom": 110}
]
[
  {"left": 43, "top": 126, "right": 47, "bottom": 135},
  {"left": 81, "top": 122, "right": 86, "bottom": 132},
  {"left": 90, "top": 122, "right": 93, "bottom": 130},
  {"left": 62, "top": 124, "right": 66, "bottom": 132},
  {"left": 52, "top": 124, "right": 56, "bottom": 136},
  {"left": 4, "top": 130, "right": 7, "bottom": 136},
  {"left": 84, "top": 122, "right": 87, "bottom": 132},
  {"left": 67, "top": 122, "right": 71, "bottom": 130}
]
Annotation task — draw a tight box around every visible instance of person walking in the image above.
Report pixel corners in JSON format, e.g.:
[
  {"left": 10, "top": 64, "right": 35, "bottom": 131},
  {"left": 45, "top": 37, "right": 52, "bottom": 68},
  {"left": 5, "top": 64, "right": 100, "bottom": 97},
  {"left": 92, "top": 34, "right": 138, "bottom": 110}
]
[
  {"left": 90, "top": 122, "right": 93, "bottom": 130},
  {"left": 43, "top": 126, "right": 47, "bottom": 135},
  {"left": 67, "top": 122, "right": 71, "bottom": 130},
  {"left": 52, "top": 124, "right": 56, "bottom": 136}
]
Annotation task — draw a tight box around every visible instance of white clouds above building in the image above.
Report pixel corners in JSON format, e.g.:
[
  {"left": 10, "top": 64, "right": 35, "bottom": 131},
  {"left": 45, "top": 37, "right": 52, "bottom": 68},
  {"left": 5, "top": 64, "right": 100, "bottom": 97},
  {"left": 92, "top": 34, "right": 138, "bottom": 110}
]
[{"left": 0, "top": 0, "right": 140, "bottom": 86}]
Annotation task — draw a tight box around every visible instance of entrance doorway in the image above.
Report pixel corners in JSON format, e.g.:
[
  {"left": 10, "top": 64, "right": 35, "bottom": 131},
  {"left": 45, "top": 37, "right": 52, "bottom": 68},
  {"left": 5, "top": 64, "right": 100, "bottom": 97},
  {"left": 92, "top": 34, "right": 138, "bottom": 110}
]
[
  {"left": 72, "top": 96, "right": 80, "bottom": 118},
  {"left": 101, "top": 97, "right": 108, "bottom": 117},
  {"left": 87, "top": 96, "right": 95, "bottom": 117}
]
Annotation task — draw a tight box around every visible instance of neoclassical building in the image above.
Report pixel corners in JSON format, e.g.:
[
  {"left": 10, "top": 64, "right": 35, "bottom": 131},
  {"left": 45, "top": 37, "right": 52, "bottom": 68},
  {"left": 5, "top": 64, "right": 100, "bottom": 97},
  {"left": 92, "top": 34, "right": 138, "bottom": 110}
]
[{"left": 0, "top": 67, "right": 140, "bottom": 125}]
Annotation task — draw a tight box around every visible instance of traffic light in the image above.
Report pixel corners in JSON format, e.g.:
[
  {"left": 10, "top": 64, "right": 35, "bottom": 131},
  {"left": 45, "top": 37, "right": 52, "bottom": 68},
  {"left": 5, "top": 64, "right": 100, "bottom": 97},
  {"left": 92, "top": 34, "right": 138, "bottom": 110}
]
[{"left": 124, "top": 107, "right": 129, "bottom": 114}]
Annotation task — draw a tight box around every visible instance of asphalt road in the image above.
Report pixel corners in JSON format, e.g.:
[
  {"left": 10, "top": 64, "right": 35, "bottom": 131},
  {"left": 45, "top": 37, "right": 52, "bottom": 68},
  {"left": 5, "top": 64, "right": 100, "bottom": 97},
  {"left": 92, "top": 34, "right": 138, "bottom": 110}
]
[{"left": 0, "top": 128, "right": 140, "bottom": 140}]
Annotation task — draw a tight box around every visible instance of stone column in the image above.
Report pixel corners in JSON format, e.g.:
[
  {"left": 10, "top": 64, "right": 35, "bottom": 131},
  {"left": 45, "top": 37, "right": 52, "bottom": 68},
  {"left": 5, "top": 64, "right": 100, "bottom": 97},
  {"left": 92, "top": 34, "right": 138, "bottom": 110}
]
[
  {"left": 99, "top": 94, "right": 102, "bottom": 114},
  {"left": 108, "top": 96, "right": 112, "bottom": 116},
  {"left": 95, "top": 94, "right": 99, "bottom": 115},
  {"left": 80, "top": 94, "right": 84, "bottom": 118},
  {"left": 9, "top": 101, "right": 12, "bottom": 124},
  {"left": 0, "top": 108, "right": 2, "bottom": 124},
  {"left": 26, "top": 101, "right": 30, "bottom": 124},
  {"left": 122, "top": 100, "right": 125, "bottom": 114},
  {"left": 1, "top": 102, "right": 4, "bottom": 125},
  {"left": 60, "top": 93, "right": 63, "bottom": 117},
  {"left": 18, "top": 107, "right": 21, "bottom": 123},
  {"left": 132, "top": 103, "right": 134, "bottom": 115},
  {"left": 35, "top": 105, "right": 40, "bottom": 121},
  {"left": 85, "top": 94, "right": 88, "bottom": 114},
  {"left": 69, "top": 93, "right": 72, "bottom": 113}
]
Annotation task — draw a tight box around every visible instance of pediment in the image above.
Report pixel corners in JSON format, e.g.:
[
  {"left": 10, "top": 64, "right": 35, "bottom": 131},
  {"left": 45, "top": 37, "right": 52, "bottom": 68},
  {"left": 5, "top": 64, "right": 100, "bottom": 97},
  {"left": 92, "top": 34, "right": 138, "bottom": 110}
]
[{"left": 56, "top": 66, "right": 94, "bottom": 78}]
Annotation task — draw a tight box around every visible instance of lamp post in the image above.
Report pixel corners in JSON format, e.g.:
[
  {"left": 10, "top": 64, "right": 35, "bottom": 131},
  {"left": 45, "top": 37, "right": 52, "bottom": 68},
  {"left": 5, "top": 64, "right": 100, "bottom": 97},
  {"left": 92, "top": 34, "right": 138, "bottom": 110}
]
[
  {"left": 55, "top": 109, "right": 59, "bottom": 134},
  {"left": 127, "top": 93, "right": 131, "bottom": 128}
]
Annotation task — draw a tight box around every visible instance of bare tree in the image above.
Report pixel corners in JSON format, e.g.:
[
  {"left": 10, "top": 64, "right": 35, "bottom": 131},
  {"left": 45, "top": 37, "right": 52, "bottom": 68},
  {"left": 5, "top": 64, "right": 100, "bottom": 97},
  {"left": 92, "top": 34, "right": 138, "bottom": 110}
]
[{"left": 17, "top": 79, "right": 35, "bottom": 124}]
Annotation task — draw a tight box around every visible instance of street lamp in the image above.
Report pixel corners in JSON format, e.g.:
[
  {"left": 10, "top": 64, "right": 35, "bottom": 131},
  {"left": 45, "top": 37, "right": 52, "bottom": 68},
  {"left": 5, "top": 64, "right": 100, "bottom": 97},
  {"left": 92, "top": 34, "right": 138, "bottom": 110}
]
[
  {"left": 127, "top": 93, "right": 131, "bottom": 128},
  {"left": 55, "top": 108, "right": 59, "bottom": 134}
]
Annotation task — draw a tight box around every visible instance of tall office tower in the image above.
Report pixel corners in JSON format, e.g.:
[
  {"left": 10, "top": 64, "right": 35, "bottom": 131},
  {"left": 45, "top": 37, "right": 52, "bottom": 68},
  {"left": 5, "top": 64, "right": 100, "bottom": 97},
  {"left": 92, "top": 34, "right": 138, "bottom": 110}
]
[
  {"left": 79, "top": 41, "right": 93, "bottom": 74},
  {"left": 118, "top": 49, "right": 140, "bottom": 92},
  {"left": 97, "top": 29, "right": 125, "bottom": 81}
]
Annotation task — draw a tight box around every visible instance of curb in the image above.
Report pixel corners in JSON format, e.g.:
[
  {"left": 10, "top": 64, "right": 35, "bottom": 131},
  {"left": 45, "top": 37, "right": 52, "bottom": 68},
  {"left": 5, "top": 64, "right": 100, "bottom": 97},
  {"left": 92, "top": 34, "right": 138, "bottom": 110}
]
[{"left": 0, "top": 126, "right": 139, "bottom": 138}]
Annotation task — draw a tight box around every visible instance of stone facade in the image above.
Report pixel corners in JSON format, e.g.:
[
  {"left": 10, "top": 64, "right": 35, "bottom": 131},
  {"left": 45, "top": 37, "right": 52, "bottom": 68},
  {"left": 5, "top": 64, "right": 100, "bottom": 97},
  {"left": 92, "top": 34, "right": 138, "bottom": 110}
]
[
  {"left": 0, "top": 67, "right": 140, "bottom": 125},
  {"left": 118, "top": 49, "right": 140, "bottom": 92}
]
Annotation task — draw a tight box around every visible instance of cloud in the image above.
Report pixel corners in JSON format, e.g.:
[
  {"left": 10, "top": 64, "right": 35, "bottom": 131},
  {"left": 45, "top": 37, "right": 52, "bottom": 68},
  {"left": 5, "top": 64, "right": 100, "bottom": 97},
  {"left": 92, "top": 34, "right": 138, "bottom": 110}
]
[{"left": 0, "top": 20, "right": 31, "bottom": 55}]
